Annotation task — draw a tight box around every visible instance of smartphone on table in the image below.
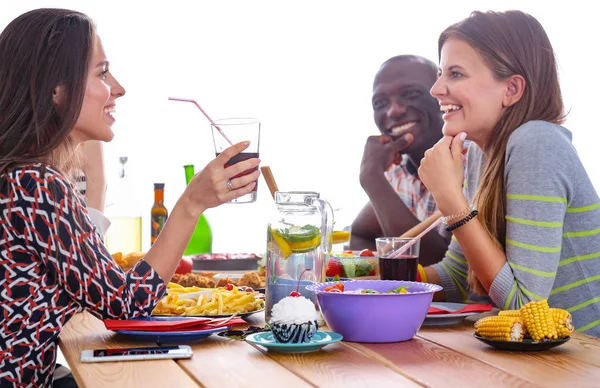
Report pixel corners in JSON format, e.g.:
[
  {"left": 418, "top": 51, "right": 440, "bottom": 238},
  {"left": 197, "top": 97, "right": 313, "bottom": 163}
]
[{"left": 80, "top": 345, "right": 193, "bottom": 363}]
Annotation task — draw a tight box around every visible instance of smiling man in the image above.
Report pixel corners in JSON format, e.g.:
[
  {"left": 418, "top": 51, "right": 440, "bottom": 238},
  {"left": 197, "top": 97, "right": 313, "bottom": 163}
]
[{"left": 350, "top": 55, "right": 450, "bottom": 265}]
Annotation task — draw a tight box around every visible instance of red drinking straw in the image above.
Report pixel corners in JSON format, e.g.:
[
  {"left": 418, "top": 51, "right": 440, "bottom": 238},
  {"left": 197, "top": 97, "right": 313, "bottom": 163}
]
[{"left": 168, "top": 97, "right": 234, "bottom": 145}]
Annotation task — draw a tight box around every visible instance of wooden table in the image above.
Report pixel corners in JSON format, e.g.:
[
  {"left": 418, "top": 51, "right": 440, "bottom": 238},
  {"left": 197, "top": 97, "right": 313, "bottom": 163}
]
[{"left": 59, "top": 311, "right": 600, "bottom": 388}]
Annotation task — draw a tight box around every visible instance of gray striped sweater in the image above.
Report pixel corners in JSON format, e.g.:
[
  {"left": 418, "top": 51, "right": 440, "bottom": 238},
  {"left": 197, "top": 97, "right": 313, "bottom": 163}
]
[{"left": 433, "top": 120, "right": 600, "bottom": 337}]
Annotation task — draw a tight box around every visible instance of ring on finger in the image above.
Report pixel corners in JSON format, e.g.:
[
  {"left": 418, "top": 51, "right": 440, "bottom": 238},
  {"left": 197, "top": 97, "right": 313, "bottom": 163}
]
[{"left": 226, "top": 180, "right": 234, "bottom": 191}]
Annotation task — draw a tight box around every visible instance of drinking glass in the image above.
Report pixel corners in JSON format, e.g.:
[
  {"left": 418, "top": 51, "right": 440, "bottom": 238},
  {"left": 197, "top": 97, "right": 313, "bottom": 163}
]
[
  {"left": 211, "top": 118, "right": 260, "bottom": 203},
  {"left": 375, "top": 237, "right": 421, "bottom": 281}
]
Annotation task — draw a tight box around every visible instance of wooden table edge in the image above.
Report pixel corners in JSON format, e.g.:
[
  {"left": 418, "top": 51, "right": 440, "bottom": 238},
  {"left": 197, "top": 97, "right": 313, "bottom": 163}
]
[{"left": 58, "top": 312, "right": 201, "bottom": 387}]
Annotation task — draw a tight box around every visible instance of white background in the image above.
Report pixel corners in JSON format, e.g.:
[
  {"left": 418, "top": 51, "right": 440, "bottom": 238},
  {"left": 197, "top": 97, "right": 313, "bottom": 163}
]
[{"left": 2, "top": 1, "right": 598, "bottom": 254}]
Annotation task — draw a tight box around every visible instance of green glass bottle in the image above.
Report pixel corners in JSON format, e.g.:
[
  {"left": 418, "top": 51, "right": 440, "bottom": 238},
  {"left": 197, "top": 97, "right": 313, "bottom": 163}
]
[{"left": 183, "top": 165, "right": 213, "bottom": 254}]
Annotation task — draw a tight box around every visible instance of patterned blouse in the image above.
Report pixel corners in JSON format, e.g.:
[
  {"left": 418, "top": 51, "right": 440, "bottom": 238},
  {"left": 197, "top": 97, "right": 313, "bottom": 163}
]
[{"left": 0, "top": 164, "right": 166, "bottom": 386}]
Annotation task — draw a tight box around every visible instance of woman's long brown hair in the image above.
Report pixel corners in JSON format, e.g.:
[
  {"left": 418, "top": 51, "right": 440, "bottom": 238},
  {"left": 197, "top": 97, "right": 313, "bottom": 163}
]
[
  {"left": 438, "top": 11, "right": 565, "bottom": 294},
  {"left": 0, "top": 8, "right": 95, "bottom": 177}
]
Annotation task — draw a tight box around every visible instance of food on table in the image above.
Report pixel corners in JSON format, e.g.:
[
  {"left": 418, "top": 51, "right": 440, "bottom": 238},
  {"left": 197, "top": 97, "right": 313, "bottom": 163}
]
[
  {"left": 326, "top": 250, "right": 377, "bottom": 278},
  {"left": 498, "top": 307, "right": 574, "bottom": 339},
  {"left": 520, "top": 300, "right": 558, "bottom": 341},
  {"left": 269, "top": 269, "right": 319, "bottom": 343},
  {"left": 113, "top": 253, "right": 266, "bottom": 290},
  {"left": 360, "top": 286, "right": 410, "bottom": 294},
  {"left": 324, "top": 282, "right": 345, "bottom": 293},
  {"left": 111, "top": 251, "right": 145, "bottom": 271},
  {"left": 171, "top": 273, "right": 216, "bottom": 288},
  {"left": 498, "top": 310, "right": 522, "bottom": 317},
  {"left": 111, "top": 251, "right": 193, "bottom": 275},
  {"left": 474, "top": 316, "right": 525, "bottom": 342},
  {"left": 238, "top": 272, "right": 265, "bottom": 289},
  {"left": 269, "top": 296, "right": 319, "bottom": 343},
  {"left": 475, "top": 300, "right": 573, "bottom": 342},
  {"left": 550, "top": 308, "right": 575, "bottom": 338},
  {"left": 269, "top": 295, "right": 319, "bottom": 343},
  {"left": 498, "top": 310, "right": 529, "bottom": 337},
  {"left": 170, "top": 271, "right": 266, "bottom": 290},
  {"left": 111, "top": 252, "right": 123, "bottom": 266},
  {"left": 152, "top": 283, "right": 264, "bottom": 316},
  {"left": 216, "top": 277, "right": 237, "bottom": 288},
  {"left": 358, "top": 249, "right": 375, "bottom": 257},
  {"left": 323, "top": 282, "right": 411, "bottom": 294},
  {"left": 175, "top": 256, "right": 193, "bottom": 274},
  {"left": 325, "top": 259, "right": 344, "bottom": 278}
]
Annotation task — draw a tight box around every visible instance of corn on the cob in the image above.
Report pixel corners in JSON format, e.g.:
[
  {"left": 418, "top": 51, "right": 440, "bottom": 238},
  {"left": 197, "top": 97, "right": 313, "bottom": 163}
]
[
  {"left": 498, "top": 310, "right": 521, "bottom": 318},
  {"left": 499, "top": 310, "right": 529, "bottom": 337},
  {"left": 550, "top": 308, "right": 574, "bottom": 338},
  {"left": 520, "top": 300, "right": 557, "bottom": 342},
  {"left": 474, "top": 316, "right": 525, "bottom": 342}
]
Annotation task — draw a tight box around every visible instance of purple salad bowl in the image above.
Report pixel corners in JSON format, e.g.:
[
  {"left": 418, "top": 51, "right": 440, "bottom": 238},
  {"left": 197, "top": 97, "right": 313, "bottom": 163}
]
[{"left": 306, "top": 280, "right": 442, "bottom": 343}]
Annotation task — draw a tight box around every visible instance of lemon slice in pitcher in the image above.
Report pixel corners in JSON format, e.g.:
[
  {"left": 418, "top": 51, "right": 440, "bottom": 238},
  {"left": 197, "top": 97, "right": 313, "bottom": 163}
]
[
  {"left": 270, "top": 231, "right": 292, "bottom": 259},
  {"left": 289, "top": 235, "right": 322, "bottom": 253},
  {"left": 285, "top": 225, "right": 321, "bottom": 253},
  {"left": 332, "top": 230, "right": 351, "bottom": 244}
]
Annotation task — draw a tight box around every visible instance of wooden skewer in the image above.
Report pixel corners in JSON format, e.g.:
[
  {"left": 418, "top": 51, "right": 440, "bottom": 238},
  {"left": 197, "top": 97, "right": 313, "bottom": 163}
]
[
  {"left": 400, "top": 212, "right": 442, "bottom": 238},
  {"left": 380, "top": 212, "right": 443, "bottom": 256},
  {"left": 390, "top": 217, "right": 443, "bottom": 258},
  {"left": 260, "top": 166, "right": 279, "bottom": 199}
]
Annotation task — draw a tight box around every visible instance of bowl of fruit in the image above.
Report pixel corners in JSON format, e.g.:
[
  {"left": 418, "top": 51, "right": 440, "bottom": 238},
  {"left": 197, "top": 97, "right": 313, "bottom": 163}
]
[{"left": 325, "top": 249, "right": 379, "bottom": 279}]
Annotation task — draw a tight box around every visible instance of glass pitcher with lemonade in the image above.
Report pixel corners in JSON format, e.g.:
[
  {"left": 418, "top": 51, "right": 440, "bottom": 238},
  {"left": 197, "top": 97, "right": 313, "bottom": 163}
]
[{"left": 265, "top": 191, "right": 333, "bottom": 322}]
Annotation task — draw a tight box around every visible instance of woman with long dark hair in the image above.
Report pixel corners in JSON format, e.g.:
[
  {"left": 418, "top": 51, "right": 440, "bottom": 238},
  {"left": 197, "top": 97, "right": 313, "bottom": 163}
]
[{"left": 0, "top": 9, "right": 260, "bottom": 385}]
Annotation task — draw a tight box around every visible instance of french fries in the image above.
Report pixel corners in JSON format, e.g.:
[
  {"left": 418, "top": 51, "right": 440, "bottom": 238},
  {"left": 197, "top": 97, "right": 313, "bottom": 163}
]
[{"left": 152, "top": 283, "right": 264, "bottom": 316}]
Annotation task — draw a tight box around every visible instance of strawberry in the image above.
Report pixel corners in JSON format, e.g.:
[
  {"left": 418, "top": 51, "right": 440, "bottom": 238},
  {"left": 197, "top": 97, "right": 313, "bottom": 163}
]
[
  {"left": 326, "top": 259, "right": 344, "bottom": 278},
  {"left": 359, "top": 249, "right": 375, "bottom": 257}
]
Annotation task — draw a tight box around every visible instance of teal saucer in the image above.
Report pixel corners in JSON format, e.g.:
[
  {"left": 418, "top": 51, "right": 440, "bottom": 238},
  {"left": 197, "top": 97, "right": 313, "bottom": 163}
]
[{"left": 245, "top": 331, "right": 343, "bottom": 353}]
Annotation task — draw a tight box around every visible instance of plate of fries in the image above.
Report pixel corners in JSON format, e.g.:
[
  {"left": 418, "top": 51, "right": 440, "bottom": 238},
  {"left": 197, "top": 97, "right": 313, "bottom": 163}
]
[{"left": 152, "top": 283, "right": 265, "bottom": 318}]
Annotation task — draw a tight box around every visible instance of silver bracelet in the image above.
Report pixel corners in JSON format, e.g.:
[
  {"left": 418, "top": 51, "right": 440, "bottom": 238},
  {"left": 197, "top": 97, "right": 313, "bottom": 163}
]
[{"left": 441, "top": 204, "right": 476, "bottom": 225}]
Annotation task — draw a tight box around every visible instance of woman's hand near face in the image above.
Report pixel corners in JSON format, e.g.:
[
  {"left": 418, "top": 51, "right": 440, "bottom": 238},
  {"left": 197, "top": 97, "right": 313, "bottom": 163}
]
[
  {"left": 183, "top": 141, "right": 261, "bottom": 215},
  {"left": 418, "top": 132, "right": 467, "bottom": 214}
]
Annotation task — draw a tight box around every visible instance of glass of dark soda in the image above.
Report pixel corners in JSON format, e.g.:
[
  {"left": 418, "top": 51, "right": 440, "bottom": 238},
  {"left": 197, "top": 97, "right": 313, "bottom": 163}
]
[
  {"left": 375, "top": 237, "right": 421, "bottom": 281},
  {"left": 211, "top": 118, "right": 260, "bottom": 203}
]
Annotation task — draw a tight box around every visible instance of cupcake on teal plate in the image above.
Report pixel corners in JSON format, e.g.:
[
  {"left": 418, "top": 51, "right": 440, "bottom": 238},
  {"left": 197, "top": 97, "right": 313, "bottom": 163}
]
[
  {"left": 269, "top": 269, "right": 319, "bottom": 343},
  {"left": 270, "top": 293, "right": 319, "bottom": 343}
]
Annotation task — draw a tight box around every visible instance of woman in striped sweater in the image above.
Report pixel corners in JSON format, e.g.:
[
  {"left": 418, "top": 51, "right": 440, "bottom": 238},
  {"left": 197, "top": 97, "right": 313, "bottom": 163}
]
[{"left": 418, "top": 10, "right": 600, "bottom": 337}]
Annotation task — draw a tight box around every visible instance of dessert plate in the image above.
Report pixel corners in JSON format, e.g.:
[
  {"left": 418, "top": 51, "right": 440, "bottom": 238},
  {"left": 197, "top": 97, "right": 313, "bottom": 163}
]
[{"left": 245, "top": 331, "right": 343, "bottom": 353}]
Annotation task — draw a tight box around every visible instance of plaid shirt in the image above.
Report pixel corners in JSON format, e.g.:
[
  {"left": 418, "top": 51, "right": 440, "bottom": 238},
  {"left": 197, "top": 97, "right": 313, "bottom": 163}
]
[{"left": 384, "top": 155, "right": 438, "bottom": 221}]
